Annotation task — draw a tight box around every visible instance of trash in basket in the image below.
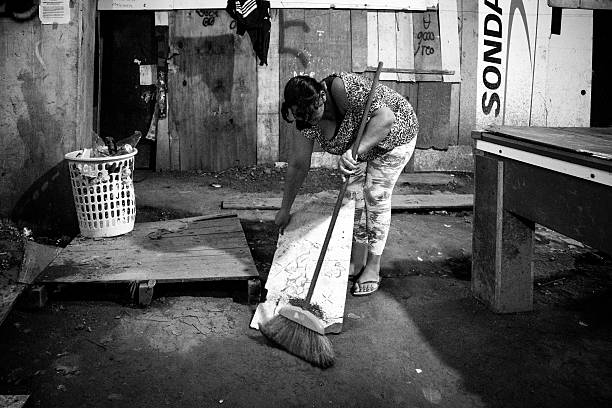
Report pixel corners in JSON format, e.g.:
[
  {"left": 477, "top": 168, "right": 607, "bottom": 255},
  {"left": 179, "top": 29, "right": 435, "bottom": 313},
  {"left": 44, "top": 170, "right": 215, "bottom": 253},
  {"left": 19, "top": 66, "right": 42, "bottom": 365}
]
[{"left": 65, "top": 148, "right": 137, "bottom": 238}]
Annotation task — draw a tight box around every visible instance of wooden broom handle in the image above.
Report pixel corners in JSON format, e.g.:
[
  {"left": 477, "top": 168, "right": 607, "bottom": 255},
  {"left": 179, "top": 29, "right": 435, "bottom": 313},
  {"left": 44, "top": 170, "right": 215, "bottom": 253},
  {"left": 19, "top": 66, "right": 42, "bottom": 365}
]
[{"left": 305, "top": 61, "right": 384, "bottom": 303}]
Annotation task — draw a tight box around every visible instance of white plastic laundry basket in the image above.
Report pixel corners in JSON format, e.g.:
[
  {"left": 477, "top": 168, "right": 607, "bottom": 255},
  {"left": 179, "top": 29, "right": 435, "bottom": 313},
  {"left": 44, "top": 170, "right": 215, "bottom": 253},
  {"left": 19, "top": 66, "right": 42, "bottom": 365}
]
[{"left": 65, "top": 149, "right": 137, "bottom": 238}]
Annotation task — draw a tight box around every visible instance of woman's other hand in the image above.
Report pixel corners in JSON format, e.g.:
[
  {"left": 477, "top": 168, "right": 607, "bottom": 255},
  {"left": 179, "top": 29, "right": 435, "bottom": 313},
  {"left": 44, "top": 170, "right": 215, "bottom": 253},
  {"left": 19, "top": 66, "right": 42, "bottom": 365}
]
[
  {"left": 338, "top": 149, "right": 358, "bottom": 181},
  {"left": 275, "top": 208, "right": 292, "bottom": 234}
]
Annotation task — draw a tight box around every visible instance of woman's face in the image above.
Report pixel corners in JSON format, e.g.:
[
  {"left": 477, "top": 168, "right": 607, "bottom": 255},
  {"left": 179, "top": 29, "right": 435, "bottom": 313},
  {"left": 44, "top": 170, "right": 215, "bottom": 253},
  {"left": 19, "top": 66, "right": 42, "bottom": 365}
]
[{"left": 291, "top": 92, "right": 325, "bottom": 125}]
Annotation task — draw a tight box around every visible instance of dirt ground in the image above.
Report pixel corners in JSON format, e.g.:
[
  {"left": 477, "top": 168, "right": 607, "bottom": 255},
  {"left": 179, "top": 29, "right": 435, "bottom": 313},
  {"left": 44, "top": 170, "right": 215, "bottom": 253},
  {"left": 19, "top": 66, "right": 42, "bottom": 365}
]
[{"left": 1, "top": 165, "right": 611, "bottom": 408}]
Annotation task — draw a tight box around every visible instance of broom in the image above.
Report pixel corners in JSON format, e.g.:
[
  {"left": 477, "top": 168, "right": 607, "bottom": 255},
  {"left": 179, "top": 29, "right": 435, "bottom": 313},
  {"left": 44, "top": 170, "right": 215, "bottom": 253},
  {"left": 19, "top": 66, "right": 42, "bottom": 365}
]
[{"left": 259, "top": 62, "right": 384, "bottom": 368}]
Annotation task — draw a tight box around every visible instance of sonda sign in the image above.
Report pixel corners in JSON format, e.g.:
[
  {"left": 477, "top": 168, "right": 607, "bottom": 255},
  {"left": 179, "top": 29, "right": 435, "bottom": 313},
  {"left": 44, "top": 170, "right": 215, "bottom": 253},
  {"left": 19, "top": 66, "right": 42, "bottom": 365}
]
[{"left": 476, "top": 0, "right": 539, "bottom": 128}]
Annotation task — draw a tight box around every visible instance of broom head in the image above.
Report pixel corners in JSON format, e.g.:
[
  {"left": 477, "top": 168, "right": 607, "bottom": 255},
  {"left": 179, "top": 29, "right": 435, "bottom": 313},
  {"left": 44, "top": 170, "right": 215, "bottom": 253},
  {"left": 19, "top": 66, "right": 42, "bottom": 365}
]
[{"left": 259, "top": 304, "right": 335, "bottom": 368}]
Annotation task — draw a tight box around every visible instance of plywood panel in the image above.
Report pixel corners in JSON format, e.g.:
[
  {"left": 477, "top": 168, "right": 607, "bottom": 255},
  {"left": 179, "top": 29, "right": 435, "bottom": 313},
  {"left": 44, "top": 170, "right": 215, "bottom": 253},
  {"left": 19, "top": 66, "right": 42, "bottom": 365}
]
[
  {"left": 278, "top": 9, "right": 306, "bottom": 160},
  {"left": 438, "top": 0, "right": 461, "bottom": 82},
  {"left": 351, "top": 10, "right": 368, "bottom": 72},
  {"left": 417, "top": 82, "right": 454, "bottom": 148},
  {"left": 377, "top": 11, "right": 398, "bottom": 81},
  {"left": 412, "top": 10, "right": 443, "bottom": 81},
  {"left": 396, "top": 12, "right": 416, "bottom": 82},
  {"left": 257, "top": 10, "right": 281, "bottom": 164},
  {"left": 366, "top": 11, "right": 379, "bottom": 68},
  {"left": 329, "top": 10, "right": 353, "bottom": 73},
  {"left": 168, "top": 10, "right": 256, "bottom": 171}
]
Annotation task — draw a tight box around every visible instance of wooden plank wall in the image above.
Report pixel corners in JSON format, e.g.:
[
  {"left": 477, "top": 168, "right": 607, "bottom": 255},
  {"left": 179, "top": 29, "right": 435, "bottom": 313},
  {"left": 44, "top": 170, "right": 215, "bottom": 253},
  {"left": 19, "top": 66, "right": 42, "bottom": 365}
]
[{"left": 0, "top": 2, "right": 95, "bottom": 223}]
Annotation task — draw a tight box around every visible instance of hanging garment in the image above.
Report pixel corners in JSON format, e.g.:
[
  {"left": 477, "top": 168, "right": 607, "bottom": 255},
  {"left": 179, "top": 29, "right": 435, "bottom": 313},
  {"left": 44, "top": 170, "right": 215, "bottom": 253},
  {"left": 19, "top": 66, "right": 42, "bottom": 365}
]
[{"left": 226, "top": 0, "right": 271, "bottom": 66}]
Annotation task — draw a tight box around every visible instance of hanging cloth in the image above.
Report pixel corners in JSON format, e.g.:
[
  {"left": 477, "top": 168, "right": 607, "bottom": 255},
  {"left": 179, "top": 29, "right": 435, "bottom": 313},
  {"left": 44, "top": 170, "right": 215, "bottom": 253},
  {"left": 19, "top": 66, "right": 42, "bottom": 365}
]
[{"left": 226, "top": 0, "right": 271, "bottom": 66}]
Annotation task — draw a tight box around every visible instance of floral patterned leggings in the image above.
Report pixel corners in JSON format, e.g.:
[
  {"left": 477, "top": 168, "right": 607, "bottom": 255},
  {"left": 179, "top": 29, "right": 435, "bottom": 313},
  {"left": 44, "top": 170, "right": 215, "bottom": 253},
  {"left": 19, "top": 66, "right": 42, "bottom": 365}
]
[{"left": 345, "top": 138, "right": 417, "bottom": 255}]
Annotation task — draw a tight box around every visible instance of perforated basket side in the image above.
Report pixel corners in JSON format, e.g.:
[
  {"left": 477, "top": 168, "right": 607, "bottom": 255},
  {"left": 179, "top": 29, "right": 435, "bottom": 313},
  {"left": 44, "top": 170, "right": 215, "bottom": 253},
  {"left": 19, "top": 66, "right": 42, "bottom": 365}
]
[{"left": 65, "top": 150, "right": 137, "bottom": 238}]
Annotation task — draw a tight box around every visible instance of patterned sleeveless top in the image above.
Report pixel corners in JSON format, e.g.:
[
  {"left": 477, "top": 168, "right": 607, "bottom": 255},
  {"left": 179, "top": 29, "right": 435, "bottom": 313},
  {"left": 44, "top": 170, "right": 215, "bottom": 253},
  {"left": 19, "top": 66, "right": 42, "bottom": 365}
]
[{"left": 302, "top": 72, "right": 418, "bottom": 161}]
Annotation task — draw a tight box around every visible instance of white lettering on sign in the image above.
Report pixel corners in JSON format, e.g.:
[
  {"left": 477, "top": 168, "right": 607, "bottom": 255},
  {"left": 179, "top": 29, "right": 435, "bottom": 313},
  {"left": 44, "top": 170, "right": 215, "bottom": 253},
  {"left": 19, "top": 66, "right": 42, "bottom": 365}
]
[{"left": 476, "top": 0, "right": 539, "bottom": 127}]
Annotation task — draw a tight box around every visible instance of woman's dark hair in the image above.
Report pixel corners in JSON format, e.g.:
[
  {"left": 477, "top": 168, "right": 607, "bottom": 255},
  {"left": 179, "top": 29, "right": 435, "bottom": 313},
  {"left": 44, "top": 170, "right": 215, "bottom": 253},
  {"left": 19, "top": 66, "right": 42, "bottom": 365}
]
[{"left": 281, "top": 75, "right": 324, "bottom": 130}]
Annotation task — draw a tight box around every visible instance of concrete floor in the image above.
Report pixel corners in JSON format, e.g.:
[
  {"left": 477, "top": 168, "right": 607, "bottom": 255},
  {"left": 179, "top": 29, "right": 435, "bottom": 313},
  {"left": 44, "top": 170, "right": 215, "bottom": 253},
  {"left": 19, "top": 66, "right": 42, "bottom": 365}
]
[{"left": 0, "top": 170, "right": 611, "bottom": 408}]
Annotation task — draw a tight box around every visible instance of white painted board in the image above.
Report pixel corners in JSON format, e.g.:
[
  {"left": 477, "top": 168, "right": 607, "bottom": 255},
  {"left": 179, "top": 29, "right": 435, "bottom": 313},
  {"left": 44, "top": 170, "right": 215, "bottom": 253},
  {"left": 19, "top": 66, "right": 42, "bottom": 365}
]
[{"left": 250, "top": 193, "right": 354, "bottom": 334}]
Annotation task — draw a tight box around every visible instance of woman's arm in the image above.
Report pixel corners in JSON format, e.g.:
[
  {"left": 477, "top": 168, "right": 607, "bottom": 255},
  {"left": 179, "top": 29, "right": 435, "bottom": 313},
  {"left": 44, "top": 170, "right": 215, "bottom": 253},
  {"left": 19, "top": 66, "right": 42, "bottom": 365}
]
[
  {"left": 276, "top": 135, "right": 314, "bottom": 232},
  {"left": 329, "top": 76, "right": 394, "bottom": 158},
  {"left": 355, "top": 107, "right": 395, "bottom": 158}
]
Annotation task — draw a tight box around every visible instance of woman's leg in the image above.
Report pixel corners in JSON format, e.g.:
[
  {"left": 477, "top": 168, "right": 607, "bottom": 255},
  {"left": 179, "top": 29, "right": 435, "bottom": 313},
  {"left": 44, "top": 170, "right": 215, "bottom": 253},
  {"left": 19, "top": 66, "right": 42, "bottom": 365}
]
[
  {"left": 345, "top": 161, "right": 368, "bottom": 276},
  {"left": 355, "top": 139, "right": 416, "bottom": 291}
]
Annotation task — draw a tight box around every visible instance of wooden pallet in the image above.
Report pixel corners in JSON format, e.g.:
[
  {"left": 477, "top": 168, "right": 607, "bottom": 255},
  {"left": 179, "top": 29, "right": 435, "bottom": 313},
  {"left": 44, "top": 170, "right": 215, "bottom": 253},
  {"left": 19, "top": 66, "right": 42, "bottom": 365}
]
[{"left": 37, "top": 214, "right": 261, "bottom": 305}]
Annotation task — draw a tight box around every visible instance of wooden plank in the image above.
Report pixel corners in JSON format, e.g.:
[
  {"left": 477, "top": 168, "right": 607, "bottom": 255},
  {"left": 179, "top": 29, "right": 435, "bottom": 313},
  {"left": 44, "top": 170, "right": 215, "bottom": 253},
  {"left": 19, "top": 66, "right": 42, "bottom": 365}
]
[
  {"left": 155, "top": 23, "right": 170, "bottom": 170},
  {"left": 412, "top": 10, "right": 443, "bottom": 81},
  {"left": 222, "top": 193, "right": 474, "bottom": 210},
  {"left": 548, "top": 0, "right": 612, "bottom": 10},
  {"left": 257, "top": 9, "right": 280, "bottom": 165},
  {"left": 329, "top": 10, "right": 353, "bottom": 73},
  {"left": 458, "top": 0, "right": 478, "bottom": 145},
  {"left": 483, "top": 126, "right": 612, "bottom": 160},
  {"left": 477, "top": 132, "right": 612, "bottom": 172},
  {"left": 449, "top": 83, "right": 461, "bottom": 145},
  {"left": 503, "top": 159, "right": 612, "bottom": 255},
  {"left": 416, "top": 82, "right": 454, "bottom": 148},
  {"left": 366, "top": 11, "right": 379, "bottom": 69},
  {"left": 438, "top": 0, "right": 461, "bottom": 82},
  {"left": 477, "top": 140, "right": 612, "bottom": 186},
  {"left": 471, "top": 154, "right": 535, "bottom": 313},
  {"left": 18, "top": 241, "right": 61, "bottom": 284},
  {"left": 168, "top": 10, "right": 256, "bottom": 171},
  {"left": 155, "top": 116, "right": 170, "bottom": 171},
  {"left": 397, "top": 172, "right": 456, "bottom": 185},
  {"left": 377, "top": 11, "right": 398, "bottom": 81},
  {"left": 38, "top": 215, "right": 258, "bottom": 284},
  {"left": 278, "top": 9, "right": 306, "bottom": 161},
  {"left": 351, "top": 10, "right": 368, "bottom": 72},
  {"left": 0, "top": 395, "right": 29, "bottom": 408},
  {"left": 167, "top": 11, "right": 181, "bottom": 170},
  {"left": 250, "top": 195, "right": 354, "bottom": 334},
  {"left": 0, "top": 279, "right": 25, "bottom": 327},
  {"left": 396, "top": 12, "right": 416, "bottom": 82}
]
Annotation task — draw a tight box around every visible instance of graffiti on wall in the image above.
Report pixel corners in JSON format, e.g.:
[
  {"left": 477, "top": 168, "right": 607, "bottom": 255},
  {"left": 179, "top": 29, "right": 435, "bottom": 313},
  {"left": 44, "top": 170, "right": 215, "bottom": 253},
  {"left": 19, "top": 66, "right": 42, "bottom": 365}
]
[
  {"left": 196, "top": 10, "right": 219, "bottom": 27},
  {"left": 414, "top": 13, "right": 436, "bottom": 57}
]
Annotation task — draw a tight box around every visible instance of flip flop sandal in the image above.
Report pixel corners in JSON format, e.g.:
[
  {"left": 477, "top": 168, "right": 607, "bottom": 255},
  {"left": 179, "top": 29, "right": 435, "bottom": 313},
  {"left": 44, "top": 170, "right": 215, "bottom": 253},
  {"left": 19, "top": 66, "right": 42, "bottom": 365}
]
[{"left": 351, "top": 279, "right": 380, "bottom": 297}]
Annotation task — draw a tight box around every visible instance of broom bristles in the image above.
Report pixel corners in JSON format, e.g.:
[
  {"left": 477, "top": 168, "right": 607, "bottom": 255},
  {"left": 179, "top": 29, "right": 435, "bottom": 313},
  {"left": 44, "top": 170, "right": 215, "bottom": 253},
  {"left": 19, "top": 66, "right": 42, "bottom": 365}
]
[{"left": 260, "top": 314, "right": 335, "bottom": 368}]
